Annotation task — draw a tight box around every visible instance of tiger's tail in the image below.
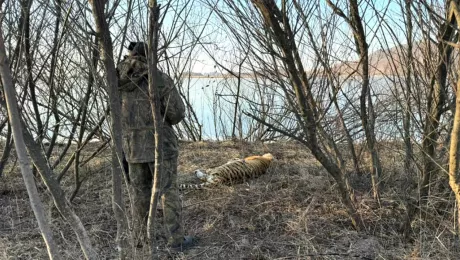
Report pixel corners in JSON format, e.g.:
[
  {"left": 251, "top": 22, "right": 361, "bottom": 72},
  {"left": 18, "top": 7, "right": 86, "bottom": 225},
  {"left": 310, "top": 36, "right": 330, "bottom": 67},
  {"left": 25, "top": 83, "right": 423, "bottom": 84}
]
[
  {"left": 178, "top": 182, "right": 212, "bottom": 190},
  {"left": 179, "top": 169, "right": 213, "bottom": 190}
]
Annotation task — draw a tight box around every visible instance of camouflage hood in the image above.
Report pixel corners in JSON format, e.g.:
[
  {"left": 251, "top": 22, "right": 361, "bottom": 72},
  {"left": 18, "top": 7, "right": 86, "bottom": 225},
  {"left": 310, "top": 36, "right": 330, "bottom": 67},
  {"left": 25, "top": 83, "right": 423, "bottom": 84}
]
[{"left": 117, "top": 56, "right": 165, "bottom": 92}]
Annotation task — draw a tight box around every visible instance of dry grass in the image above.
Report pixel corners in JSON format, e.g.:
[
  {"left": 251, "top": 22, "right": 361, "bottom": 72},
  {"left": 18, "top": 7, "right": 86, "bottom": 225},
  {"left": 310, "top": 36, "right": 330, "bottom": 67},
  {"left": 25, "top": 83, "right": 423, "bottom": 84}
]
[{"left": 0, "top": 140, "right": 459, "bottom": 259}]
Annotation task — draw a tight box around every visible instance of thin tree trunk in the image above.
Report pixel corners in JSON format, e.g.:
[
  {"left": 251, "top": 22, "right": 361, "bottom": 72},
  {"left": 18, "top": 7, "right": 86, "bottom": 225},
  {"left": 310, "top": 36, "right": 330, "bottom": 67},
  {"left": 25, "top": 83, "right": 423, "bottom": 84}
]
[
  {"left": 232, "top": 72, "right": 242, "bottom": 139},
  {"left": 21, "top": 0, "right": 44, "bottom": 179},
  {"left": 44, "top": 0, "right": 63, "bottom": 160},
  {"left": 71, "top": 36, "right": 99, "bottom": 202},
  {"left": 325, "top": 0, "right": 382, "bottom": 201},
  {"left": 403, "top": 0, "right": 414, "bottom": 184},
  {"left": 400, "top": 0, "right": 417, "bottom": 239},
  {"left": 449, "top": 61, "right": 460, "bottom": 237},
  {"left": 22, "top": 0, "right": 44, "bottom": 141},
  {"left": 0, "top": 122, "right": 13, "bottom": 177},
  {"left": 0, "top": 16, "right": 60, "bottom": 259},
  {"left": 21, "top": 127, "right": 97, "bottom": 259},
  {"left": 88, "top": 0, "right": 129, "bottom": 257},
  {"left": 420, "top": 24, "right": 453, "bottom": 202},
  {"left": 146, "top": 1, "right": 163, "bottom": 257},
  {"left": 295, "top": 1, "right": 361, "bottom": 176},
  {"left": 231, "top": 56, "right": 247, "bottom": 139},
  {"left": 251, "top": 0, "right": 362, "bottom": 230},
  {"left": 349, "top": 0, "right": 382, "bottom": 202},
  {"left": 446, "top": 0, "right": 460, "bottom": 239}
]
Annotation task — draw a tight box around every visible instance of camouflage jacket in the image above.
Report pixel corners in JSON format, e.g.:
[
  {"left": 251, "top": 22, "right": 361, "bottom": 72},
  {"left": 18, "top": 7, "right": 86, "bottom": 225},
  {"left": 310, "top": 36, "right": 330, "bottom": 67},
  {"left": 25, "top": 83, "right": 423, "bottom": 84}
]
[{"left": 116, "top": 55, "right": 185, "bottom": 163}]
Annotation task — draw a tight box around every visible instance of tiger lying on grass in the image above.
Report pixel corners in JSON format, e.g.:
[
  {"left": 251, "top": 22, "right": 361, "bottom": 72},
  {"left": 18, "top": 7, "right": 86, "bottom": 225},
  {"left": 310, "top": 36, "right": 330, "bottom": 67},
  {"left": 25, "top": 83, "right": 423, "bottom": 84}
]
[{"left": 179, "top": 153, "right": 274, "bottom": 190}]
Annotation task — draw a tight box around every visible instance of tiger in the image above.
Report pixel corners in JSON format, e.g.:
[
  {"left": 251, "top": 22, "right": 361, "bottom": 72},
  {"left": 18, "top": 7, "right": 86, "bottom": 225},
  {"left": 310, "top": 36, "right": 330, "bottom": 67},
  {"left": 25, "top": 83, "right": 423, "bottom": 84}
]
[{"left": 179, "top": 153, "right": 274, "bottom": 190}]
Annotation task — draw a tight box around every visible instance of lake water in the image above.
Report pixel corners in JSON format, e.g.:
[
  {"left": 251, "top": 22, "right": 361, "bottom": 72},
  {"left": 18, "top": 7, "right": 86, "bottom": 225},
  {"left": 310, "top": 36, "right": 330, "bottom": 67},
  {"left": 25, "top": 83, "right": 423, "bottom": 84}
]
[
  {"left": 180, "top": 75, "right": 412, "bottom": 142},
  {"left": 180, "top": 76, "right": 295, "bottom": 140},
  {"left": 1, "top": 75, "right": 420, "bottom": 143}
]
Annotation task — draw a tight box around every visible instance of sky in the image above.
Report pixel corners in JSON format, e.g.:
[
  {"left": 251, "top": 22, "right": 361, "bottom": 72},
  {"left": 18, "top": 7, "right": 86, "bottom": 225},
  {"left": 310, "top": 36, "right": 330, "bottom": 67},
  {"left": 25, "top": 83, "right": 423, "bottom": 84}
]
[{"left": 111, "top": 0, "right": 430, "bottom": 74}]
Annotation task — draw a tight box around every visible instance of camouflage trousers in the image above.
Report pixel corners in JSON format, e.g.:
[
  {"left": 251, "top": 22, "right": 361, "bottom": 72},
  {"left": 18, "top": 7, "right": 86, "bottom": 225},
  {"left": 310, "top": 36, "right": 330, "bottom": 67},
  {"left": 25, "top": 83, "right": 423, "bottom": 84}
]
[{"left": 129, "top": 158, "right": 184, "bottom": 246}]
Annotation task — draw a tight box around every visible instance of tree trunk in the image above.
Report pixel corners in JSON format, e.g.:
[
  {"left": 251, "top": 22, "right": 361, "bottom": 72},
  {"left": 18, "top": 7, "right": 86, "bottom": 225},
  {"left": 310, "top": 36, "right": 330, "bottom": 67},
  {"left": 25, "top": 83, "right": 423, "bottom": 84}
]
[
  {"left": 403, "top": 0, "right": 414, "bottom": 184},
  {"left": 71, "top": 36, "right": 99, "bottom": 202},
  {"left": 251, "top": 0, "right": 362, "bottom": 230},
  {"left": 349, "top": 0, "right": 382, "bottom": 202},
  {"left": 325, "top": 0, "right": 382, "bottom": 201},
  {"left": 0, "top": 122, "right": 13, "bottom": 177},
  {"left": 449, "top": 68, "right": 460, "bottom": 238},
  {"left": 420, "top": 28, "right": 453, "bottom": 202},
  {"left": 23, "top": 129, "right": 97, "bottom": 258},
  {"left": 400, "top": 0, "right": 417, "bottom": 239},
  {"left": 447, "top": 0, "right": 460, "bottom": 239},
  {"left": 146, "top": 1, "right": 164, "bottom": 257},
  {"left": 0, "top": 16, "right": 60, "bottom": 259},
  {"left": 88, "top": 0, "right": 129, "bottom": 258},
  {"left": 44, "top": 0, "right": 63, "bottom": 160}
]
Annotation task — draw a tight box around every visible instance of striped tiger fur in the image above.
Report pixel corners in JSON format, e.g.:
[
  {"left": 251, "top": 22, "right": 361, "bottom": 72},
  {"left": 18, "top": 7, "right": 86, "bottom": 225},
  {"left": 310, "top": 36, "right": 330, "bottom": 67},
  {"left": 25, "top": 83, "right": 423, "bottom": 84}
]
[{"left": 179, "top": 153, "right": 274, "bottom": 190}]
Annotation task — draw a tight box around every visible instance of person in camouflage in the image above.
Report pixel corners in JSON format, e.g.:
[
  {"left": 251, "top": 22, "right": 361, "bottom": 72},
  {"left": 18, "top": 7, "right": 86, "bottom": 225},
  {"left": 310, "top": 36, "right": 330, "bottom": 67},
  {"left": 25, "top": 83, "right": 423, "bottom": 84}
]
[{"left": 116, "top": 42, "right": 193, "bottom": 251}]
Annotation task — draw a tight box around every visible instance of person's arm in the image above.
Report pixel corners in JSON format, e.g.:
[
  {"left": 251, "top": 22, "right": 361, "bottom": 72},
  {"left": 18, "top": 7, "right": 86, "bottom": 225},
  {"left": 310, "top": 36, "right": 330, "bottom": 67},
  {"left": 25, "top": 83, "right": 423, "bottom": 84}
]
[{"left": 160, "top": 72, "right": 185, "bottom": 125}]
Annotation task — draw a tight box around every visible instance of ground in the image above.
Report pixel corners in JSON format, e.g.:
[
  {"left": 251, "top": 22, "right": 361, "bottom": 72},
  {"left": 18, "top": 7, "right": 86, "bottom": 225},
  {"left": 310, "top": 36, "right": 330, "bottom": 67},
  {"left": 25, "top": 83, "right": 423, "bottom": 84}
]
[{"left": 0, "top": 140, "right": 459, "bottom": 259}]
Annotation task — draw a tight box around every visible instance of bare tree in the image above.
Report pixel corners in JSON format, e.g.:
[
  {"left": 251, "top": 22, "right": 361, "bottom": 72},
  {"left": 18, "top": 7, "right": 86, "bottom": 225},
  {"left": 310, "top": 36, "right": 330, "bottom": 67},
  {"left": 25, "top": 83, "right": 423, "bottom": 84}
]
[
  {"left": 146, "top": 1, "right": 164, "bottom": 256},
  {"left": 0, "top": 4, "right": 60, "bottom": 258},
  {"left": 222, "top": 0, "right": 363, "bottom": 229},
  {"left": 446, "top": 0, "right": 460, "bottom": 238},
  {"left": 88, "top": 0, "right": 129, "bottom": 257},
  {"left": 420, "top": 1, "right": 455, "bottom": 205},
  {"left": 326, "top": 0, "right": 382, "bottom": 202}
]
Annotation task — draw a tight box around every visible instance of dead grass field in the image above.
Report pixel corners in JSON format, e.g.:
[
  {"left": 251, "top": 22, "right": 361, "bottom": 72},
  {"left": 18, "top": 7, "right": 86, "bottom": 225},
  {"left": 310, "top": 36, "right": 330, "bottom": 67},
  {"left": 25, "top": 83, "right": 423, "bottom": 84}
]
[{"left": 0, "top": 140, "right": 459, "bottom": 259}]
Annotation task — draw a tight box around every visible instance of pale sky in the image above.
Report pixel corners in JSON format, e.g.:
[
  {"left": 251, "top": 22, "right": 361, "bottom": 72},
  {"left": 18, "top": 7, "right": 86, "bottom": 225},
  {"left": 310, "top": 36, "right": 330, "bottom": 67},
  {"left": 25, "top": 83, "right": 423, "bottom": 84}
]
[{"left": 113, "top": 0, "right": 418, "bottom": 74}]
